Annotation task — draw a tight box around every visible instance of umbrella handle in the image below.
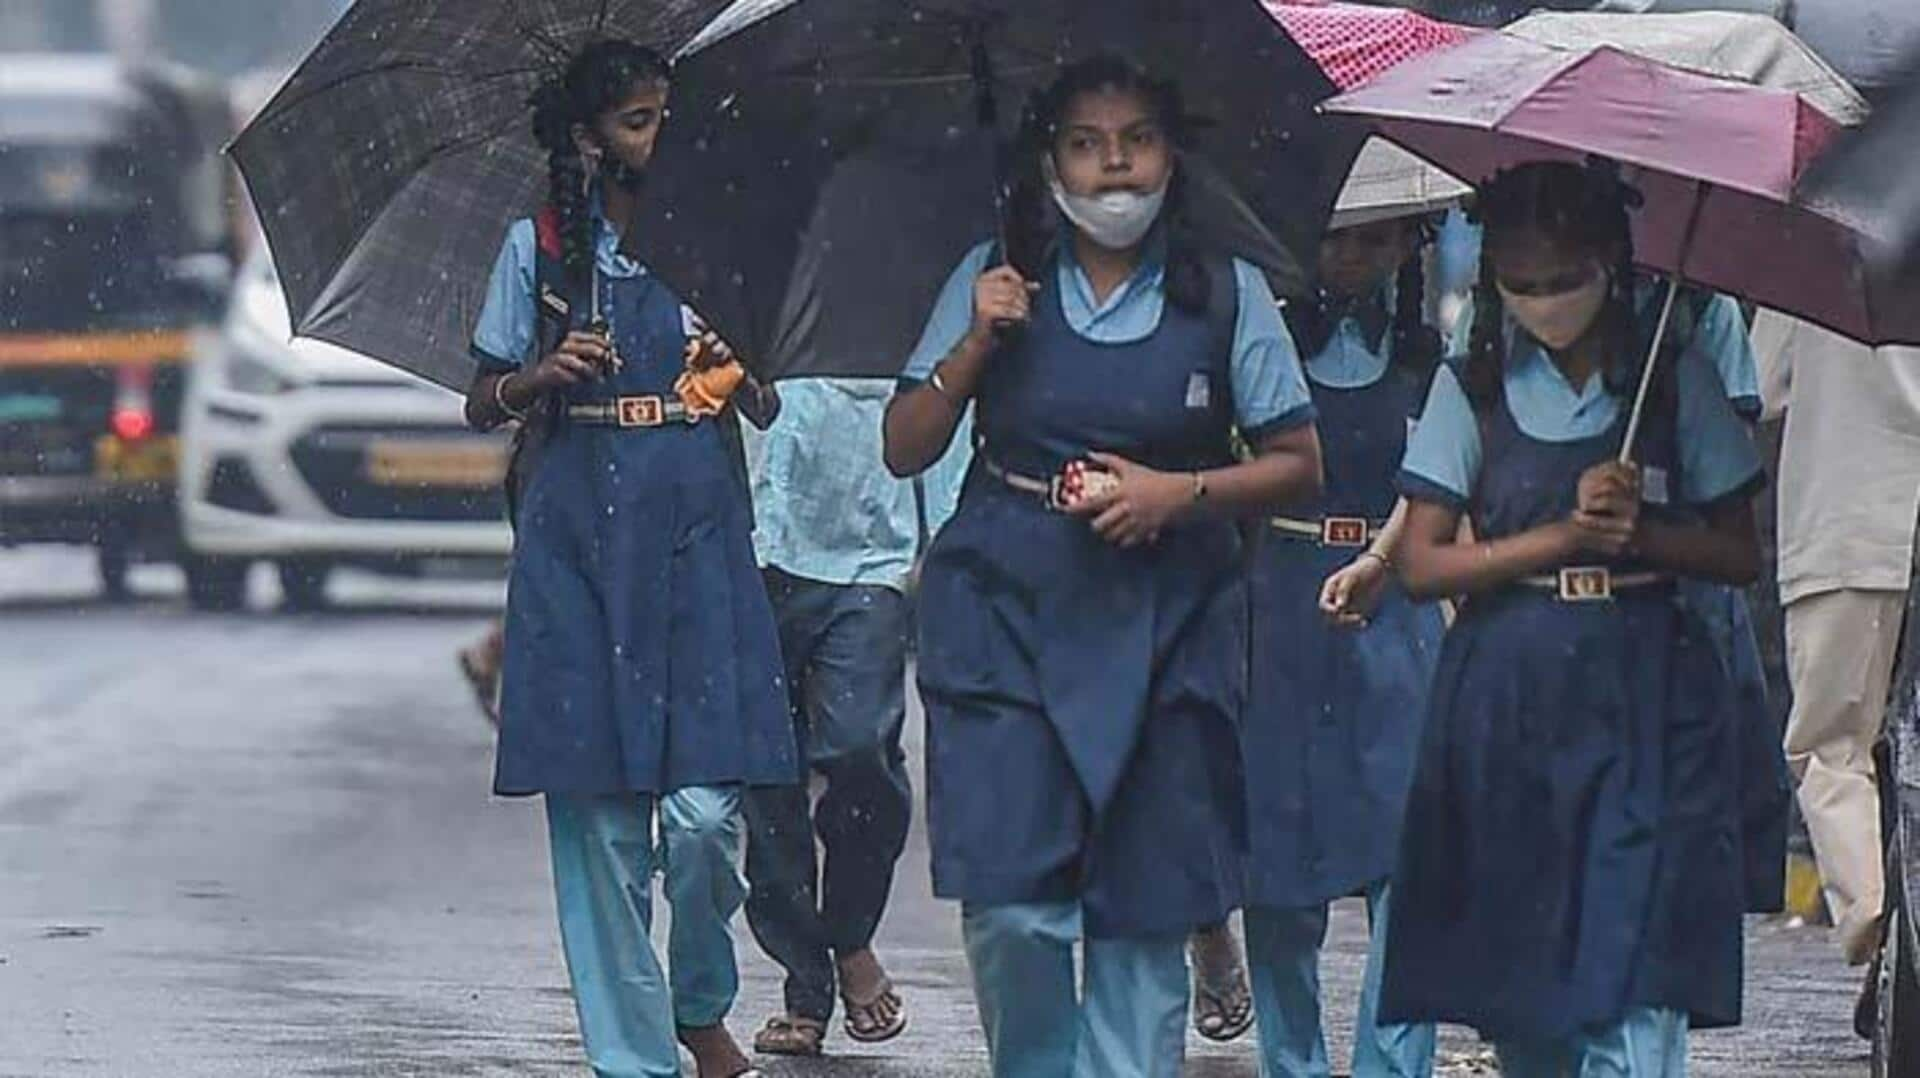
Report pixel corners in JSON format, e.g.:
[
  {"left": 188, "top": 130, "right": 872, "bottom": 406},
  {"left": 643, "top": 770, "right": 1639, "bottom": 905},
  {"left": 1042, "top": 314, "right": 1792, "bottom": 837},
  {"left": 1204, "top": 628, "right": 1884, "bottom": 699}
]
[{"left": 1617, "top": 181, "right": 1708, "bottom": 464}]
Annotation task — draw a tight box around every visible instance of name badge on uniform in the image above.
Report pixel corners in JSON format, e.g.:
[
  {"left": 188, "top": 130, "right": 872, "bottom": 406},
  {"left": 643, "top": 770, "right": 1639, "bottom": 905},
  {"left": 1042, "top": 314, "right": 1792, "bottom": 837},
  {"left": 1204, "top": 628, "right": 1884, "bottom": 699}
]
[
  {"left": 1185, "top": 372, "right": 1212, "bottom": 410},
  {"left": 1641, "top": 465, "right": 1671, "bottom": 506}
]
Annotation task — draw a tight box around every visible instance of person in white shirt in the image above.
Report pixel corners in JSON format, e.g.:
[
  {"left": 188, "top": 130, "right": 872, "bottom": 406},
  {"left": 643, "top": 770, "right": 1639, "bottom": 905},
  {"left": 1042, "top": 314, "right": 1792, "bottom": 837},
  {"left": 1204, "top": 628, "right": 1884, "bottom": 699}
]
[{"left": 1751, "top": 308, "right": 1920, "bottom": 1033}]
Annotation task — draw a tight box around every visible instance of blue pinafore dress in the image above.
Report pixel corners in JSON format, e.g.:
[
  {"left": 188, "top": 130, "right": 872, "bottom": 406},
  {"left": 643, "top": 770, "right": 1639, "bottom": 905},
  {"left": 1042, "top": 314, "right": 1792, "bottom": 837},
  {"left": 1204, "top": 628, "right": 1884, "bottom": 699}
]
[
  {"left": 916, "top": 254, "right": 1249, "bottom": 939},
  {"left": 493, "top": 248, "right": 797, "bottom": 797},
  {"left": 1379, "top": 389, "right": 1745, "bottom": 1039},
  {"left": 1244, "top": 357, "right": 1445, "bottom": 910}
]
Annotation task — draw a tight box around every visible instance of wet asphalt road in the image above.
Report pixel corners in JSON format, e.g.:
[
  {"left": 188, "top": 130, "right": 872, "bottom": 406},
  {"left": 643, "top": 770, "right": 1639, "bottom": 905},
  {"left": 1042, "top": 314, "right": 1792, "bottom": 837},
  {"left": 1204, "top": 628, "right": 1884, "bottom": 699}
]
[{"left": 0, "top": 549, "right": 1872, "bottom": 1076}]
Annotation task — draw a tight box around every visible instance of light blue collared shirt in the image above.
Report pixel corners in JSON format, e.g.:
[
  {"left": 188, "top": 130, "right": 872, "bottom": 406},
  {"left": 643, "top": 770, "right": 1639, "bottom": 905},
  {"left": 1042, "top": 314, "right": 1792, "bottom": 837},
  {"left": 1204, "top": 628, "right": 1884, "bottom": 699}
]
[
  {"left": 900, "top": 240, "right": 1316, "bottom": 439},
  {"left": 471, "top": 206, "right": 649, "bottom": 370},
  {"left": 1399, "top": 339, "right": 1764, "bottom": 510},
  {"left": 747, "top": 378, "right": 973, "bottom": 591},
  {"left": 1304, "top": 285, "right": 1397, "bottom": 389}
]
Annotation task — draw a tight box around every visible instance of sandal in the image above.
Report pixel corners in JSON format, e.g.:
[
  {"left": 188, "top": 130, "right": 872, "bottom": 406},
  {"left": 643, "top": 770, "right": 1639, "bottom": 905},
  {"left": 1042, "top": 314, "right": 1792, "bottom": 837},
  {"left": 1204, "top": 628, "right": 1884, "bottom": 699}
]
[
  {"left": 752, "top": 1014, "right": 826, "bottom": 1057},
  {"left": 1190, "top": 928, "right": 1254, "bottom": 1043},
  {"left": 841, "top": 977, "right": 909, "bottom": 1044}
]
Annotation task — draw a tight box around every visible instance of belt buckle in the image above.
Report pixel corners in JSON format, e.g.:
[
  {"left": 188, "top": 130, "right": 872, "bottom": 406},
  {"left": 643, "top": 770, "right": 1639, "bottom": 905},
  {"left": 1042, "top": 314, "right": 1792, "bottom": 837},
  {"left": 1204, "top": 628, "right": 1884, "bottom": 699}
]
[
  {"left": 1558, "top": 566, "right": 1613, "bottom": 602},
  {"left": 1322, "top": 516, "right": 1370, "bottom": 547},
  {"left": 617, "top": 395, "right": 664, "bottom": 428}
]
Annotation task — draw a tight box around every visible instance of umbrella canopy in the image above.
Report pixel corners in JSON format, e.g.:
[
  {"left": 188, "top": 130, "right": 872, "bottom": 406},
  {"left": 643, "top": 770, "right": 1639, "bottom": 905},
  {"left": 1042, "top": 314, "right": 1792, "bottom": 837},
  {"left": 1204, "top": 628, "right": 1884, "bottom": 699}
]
[
  {"left": 629, "top": 0, "right": 1362, "bottom": 381},
  {"left": 1804, "top": 67, "right": 1920, "bottom": 272},
  {"left": 231, "top": 0, "right": 734, "bottom": 391},
  {"left": 1265, "top": 3, "right": 1477, "bottom": 232},
  {"left": 1331, "top": 137, "right": 1470, "bottom": 231},
  {"left": 1324, "top": 32, "right": 1920, "bottom": 349},
  {"left": 1266, "top": 0, "right": 1479, "bottom": 93},
  {"left": 1507, "top": 10, "right": 1870, "bottom": 125}
]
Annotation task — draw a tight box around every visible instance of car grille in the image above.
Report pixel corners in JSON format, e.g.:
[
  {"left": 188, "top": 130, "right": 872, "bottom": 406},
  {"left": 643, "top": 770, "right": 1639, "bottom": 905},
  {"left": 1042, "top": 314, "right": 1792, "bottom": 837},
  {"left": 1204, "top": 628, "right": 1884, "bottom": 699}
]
[{"left": 289, "top": 425, "right": 507, "bottom": 523}]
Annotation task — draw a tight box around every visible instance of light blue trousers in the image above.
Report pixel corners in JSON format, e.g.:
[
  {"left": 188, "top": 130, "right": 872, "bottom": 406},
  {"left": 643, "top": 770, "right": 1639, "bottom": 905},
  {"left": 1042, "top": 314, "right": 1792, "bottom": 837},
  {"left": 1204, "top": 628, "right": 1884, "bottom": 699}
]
[
  {"left": 546, "top": 788, "right": 747, "bottom": 1078},
  {"left": 962, "top": 902, "right": 1190, "bottom": 1078},
  {"left": 1245, "top": 880, "right": 1436, "bottom": 1078},
  {"left": 1495, "top": 1008, "right": 1690, "bottom": 1078}
]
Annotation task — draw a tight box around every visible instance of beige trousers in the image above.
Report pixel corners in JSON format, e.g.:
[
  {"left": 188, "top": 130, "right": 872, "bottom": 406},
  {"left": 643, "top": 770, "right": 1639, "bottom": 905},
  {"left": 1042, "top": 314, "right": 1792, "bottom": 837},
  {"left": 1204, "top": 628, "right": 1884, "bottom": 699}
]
[{"left": 1784, "top": 588, "right": 1906, "bottom": 964}]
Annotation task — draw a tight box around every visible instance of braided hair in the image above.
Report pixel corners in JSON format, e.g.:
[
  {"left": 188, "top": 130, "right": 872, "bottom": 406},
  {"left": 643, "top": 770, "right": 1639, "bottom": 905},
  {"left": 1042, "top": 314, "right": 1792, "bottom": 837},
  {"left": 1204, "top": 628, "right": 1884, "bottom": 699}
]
[
  {"left": 1464, "top": 159, "right": 1667, "bottom": 414},
  {"left": 1004, "top": 55, "right": 1213, "bottom": 314},
  {"left": 1284, "top": 216, "right": 1441, "bottom": 378},
  {"left": 527, "top": 41, "right": 672, "bottom": 289}
]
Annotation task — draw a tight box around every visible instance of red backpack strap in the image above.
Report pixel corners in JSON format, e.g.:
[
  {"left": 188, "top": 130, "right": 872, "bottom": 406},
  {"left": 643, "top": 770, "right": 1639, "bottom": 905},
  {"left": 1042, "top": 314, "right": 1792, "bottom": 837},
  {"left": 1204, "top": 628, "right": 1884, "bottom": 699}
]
[{"left": 534, "top": 205, "right": 565, "bottom": 260}]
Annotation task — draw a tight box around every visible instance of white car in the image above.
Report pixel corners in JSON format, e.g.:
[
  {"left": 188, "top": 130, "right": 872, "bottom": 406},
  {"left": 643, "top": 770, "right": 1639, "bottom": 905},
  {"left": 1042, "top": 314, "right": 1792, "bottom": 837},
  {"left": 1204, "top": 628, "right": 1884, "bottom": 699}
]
[{"left": 177, "top": 251, "right": 511, "bottom": 610}]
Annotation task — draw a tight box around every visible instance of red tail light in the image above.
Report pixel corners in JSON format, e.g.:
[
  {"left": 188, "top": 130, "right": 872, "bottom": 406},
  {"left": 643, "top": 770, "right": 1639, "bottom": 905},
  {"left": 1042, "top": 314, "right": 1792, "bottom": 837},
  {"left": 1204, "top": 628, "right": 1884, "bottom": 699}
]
[{"left": 112, "top": 365, "right": 155, "bottom": 443}]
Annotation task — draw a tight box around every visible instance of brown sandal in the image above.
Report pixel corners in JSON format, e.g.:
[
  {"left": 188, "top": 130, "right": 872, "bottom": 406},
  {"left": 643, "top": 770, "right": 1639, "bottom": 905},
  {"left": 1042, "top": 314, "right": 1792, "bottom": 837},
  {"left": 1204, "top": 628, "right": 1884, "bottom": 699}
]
[
  {"left": 841, "top": 977, "right": 908, "bottom": 1044},
  {"left": 752, "top": 1015, "right": 826, "bottom": 1057}
]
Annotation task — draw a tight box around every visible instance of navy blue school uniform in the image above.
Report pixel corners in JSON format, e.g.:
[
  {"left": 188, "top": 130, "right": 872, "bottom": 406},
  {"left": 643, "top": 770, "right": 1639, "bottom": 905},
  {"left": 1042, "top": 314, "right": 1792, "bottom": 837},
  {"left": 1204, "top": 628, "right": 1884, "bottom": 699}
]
[
  {"left": 899, "top": 238, "right": 1315, "bottom": 940},
  {"left": 1245, "top": 297, "right": 1445, "bottom": 910},
  {"left": 1383, "top": 324, "right": 1765, "bottom": 1040},
  {"left": 471, "top": 211, "right": 797, "bottom": 797}
]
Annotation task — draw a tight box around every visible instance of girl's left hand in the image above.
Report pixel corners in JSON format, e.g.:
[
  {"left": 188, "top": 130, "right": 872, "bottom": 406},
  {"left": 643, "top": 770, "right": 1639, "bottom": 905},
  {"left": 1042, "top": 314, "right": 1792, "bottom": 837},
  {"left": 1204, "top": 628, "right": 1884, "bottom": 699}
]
[
  {"left": 684, "top": 330, "right": 736, "bottom": 371},
  {"left": 1319, "top": 554, "right": 1389, "bottom": 630},
  {"left": 1066, "top": 452, "right": 1192, "bottom": 548}
]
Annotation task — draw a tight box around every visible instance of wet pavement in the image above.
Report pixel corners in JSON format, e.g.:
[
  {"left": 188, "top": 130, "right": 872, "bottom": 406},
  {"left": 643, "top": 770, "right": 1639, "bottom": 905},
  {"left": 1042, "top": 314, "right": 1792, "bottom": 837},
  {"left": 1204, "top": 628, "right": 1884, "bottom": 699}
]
[{"left": 0, "top": 549, "right": 1871, "bottom": 1076}]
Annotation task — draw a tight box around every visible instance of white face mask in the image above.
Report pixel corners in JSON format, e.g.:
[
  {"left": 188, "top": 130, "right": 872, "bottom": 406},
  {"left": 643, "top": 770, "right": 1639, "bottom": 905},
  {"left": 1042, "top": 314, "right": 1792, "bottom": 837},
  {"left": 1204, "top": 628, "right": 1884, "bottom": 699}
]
[
  {"left": 1046, "top": 157, "right": 1169, "bottom": 251},
  {"left": 1496, "top": 265, "right": 1609, "bottom": 352}
]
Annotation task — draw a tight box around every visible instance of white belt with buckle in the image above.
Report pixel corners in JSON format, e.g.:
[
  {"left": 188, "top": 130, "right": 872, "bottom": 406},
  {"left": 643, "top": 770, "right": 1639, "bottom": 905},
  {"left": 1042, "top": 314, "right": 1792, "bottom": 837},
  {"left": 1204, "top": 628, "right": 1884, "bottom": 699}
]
[
  {"left": 1520, "top": 566, "right": 1668, "bottom": 603},
  {"left": 565, "top": 395, "right": 696, "bottom": 428},
  {"left": 1271, "top": 515, "right": 1383, "bottom": 548}
]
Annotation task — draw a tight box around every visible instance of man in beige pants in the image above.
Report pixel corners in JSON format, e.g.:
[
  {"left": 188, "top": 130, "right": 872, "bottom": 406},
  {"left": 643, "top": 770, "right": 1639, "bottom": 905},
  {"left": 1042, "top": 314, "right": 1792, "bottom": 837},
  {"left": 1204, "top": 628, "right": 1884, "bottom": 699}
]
[{"left": 1753, "top": 310, "right": 1920, "bottom": 1028}]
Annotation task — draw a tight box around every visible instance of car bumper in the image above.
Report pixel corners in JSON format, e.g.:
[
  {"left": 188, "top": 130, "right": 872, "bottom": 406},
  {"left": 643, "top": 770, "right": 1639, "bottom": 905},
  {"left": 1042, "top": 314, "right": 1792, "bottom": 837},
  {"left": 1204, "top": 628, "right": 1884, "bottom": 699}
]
[
  {"left": 0, "top": 473, "right": 176, "bottom": 547},
  {"left": 179, "top": 384, "right": 512, "bottom": 561}
]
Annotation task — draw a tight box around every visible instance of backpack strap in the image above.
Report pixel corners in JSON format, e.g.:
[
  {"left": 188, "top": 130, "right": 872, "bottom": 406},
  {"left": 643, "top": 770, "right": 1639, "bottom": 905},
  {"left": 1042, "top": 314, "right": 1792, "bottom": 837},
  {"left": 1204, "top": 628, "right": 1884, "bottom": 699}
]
[
  {"left": 532, "top": 206, "right": 575, "bottom": 357},
  {"left": 1202, "top": 252, "right": 1239, "bottom": 421}
]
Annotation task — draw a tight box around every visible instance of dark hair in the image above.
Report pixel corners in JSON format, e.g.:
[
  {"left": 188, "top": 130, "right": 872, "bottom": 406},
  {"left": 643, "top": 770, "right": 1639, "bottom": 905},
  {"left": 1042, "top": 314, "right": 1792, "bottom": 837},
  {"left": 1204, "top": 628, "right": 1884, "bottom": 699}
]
[
  {"left": 1005, "top": 55, "right": 1212, "bottom": 314},
  {"left": 1464, "top": 159, "right": 1664, "bottom": 413},
  {"left": 528, "top": 41, "right": 672, "bottom": 287},
  {"left": 1285, "top": 216, "right": 1440, "bottom": 377}
]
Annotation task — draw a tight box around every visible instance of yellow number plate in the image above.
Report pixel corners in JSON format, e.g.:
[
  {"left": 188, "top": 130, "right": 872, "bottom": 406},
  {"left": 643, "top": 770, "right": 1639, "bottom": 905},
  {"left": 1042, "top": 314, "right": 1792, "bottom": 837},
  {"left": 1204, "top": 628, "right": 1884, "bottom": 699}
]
[
  {"left": 94, "top": 435, "right": 179, "bottom": 482},
  {"left": 364, "top": 440, "right": 507, "bottom": 489}
]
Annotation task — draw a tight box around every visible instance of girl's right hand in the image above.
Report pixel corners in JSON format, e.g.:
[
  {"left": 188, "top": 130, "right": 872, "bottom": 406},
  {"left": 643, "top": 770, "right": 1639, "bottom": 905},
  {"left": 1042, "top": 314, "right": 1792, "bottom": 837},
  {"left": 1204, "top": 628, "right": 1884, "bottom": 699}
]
[
  {"left": 968, "top": 266, "right": 1038, "bottom": 344},
  {"left": 523, "top": 331, "right": 615, "bottom": 392}
]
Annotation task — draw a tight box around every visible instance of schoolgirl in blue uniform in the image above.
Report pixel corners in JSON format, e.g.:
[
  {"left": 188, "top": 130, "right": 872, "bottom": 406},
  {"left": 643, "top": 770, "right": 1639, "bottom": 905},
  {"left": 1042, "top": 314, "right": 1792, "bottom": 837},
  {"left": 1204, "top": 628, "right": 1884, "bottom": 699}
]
[
  {"left": 461, "top": 42, "right": 793, "bottom": 1078},
  {"left": 1382, "top": 160, "right": 1766, "bottom": 1075},
  {"left": 1232, "top": 210, "right": 1446, "bottom": 1078},
  {"left": 883, "top": 57, "right": 1323, "bottom": 1078}
]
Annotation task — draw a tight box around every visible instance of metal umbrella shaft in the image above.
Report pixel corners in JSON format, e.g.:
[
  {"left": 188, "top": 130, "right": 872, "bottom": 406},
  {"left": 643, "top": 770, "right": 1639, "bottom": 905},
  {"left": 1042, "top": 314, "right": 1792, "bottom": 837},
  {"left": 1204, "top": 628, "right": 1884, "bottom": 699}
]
[{"left": 1618, "top": 180, "right": 1708, "bottom": 464}]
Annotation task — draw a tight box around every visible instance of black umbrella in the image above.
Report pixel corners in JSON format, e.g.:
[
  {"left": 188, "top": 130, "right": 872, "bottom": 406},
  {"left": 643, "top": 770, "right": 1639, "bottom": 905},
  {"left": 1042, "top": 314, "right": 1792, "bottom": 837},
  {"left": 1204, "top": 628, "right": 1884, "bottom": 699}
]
[
  {"left": 231, "top": 0, "right": 733, "bottom": 390},
  {"left": 630, "top": 0, "right": 1362, "bottom": 381},
  {"left": 1804, "top": 62, "right": 1920, "bottom": 273}
]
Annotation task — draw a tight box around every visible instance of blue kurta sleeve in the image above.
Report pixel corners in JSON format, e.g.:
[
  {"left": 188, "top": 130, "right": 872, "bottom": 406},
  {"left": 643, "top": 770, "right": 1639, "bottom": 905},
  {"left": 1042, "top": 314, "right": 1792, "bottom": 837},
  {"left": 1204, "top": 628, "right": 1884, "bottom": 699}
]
[
  {"left": 1229, "top": 258, "right": 1315, "bottom": 440},
  {"left": 898, "top": 242, "right": 994, "bottom": 389},
  {"left": 1690, "top": 292, "right": 1761, "bottom": 421},
  {"left": 1674, "top": 344, "right": 1766, "bottom": 506},
  {"left": 1396, "top": 362, "right": 1480, "bottom": 510},
  {"left": 471, "top": 219, "right": 538, "bottom": 372}
]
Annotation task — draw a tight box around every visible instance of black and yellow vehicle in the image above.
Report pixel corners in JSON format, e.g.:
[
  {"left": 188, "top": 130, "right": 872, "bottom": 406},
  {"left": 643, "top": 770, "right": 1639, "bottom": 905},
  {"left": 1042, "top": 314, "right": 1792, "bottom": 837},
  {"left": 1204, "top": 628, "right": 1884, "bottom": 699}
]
[{"left": 0, "top": 55, "right": 234, "bottom": 598}]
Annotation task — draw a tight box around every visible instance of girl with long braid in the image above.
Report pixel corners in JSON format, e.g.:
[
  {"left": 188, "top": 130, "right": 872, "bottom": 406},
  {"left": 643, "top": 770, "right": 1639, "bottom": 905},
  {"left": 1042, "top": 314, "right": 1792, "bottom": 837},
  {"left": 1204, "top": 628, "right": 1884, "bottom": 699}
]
[
  {"left": 462, "top": 41, "right": 790, "bottom": 1078},
  {"left": 1208, "top": 205, "right": 1447, "bottom": 1078},
  {"left": 1381, "top": 160, "right": 1764, "bottom": 1075}
]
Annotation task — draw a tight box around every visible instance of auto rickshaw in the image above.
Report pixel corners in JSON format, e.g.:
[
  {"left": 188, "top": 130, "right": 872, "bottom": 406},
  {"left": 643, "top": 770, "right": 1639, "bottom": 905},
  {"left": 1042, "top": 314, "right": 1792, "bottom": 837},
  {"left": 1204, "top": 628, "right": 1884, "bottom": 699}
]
[{"left": 0, "top": 54, "right": 234, "bottom": 598}]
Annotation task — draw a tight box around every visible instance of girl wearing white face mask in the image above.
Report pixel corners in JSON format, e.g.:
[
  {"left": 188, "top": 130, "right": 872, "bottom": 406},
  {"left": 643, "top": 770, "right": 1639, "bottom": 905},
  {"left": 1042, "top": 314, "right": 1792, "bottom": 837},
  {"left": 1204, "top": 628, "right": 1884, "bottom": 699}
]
[
  {"left": 1382, "top": 160, "right": 1767, "bottom": 1076},
  {"left": 883, "top": 56, "right": 1325, "bottom": 1078}
]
